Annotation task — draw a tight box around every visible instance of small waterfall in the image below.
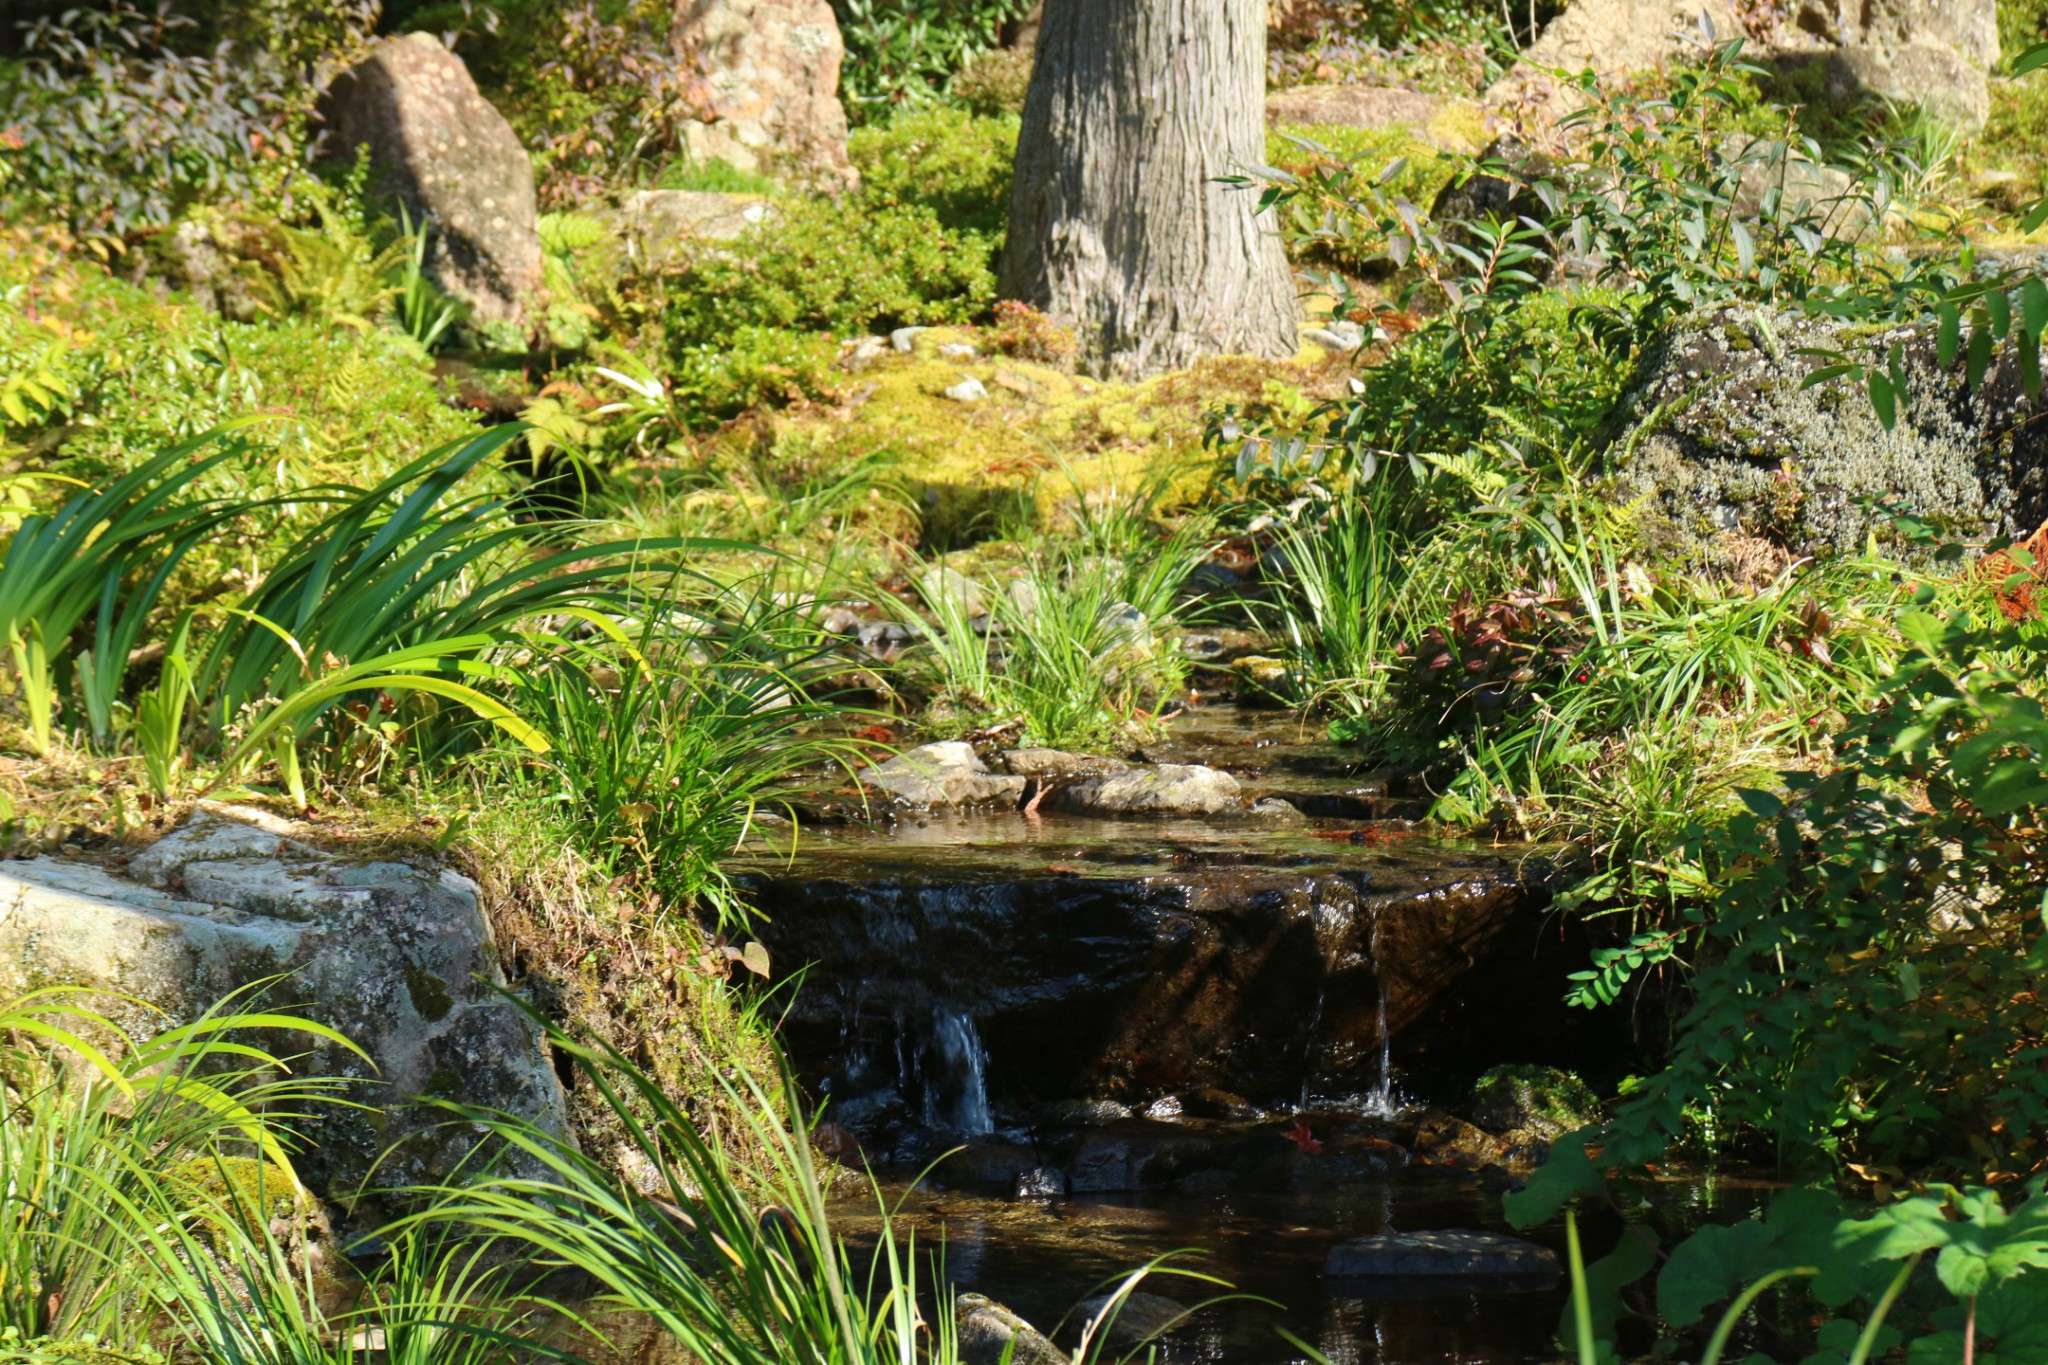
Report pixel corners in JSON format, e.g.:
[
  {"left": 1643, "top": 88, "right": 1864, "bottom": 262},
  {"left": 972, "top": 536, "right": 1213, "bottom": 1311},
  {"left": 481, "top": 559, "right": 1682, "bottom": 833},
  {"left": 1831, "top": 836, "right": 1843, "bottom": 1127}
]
[
  {"left": 921, "top": 1007, "right": 993, "bottom": 1135},
  {"left": 1364, "top": 910, "right": 1400, "bottom": 1117}
]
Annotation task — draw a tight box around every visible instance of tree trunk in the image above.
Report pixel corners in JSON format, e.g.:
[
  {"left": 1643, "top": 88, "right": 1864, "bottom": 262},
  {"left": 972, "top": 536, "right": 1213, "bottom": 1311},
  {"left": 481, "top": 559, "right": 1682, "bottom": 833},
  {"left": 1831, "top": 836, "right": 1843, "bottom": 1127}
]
[{"left": 999, "top": 0, "right": 1297, "bottom": 379}]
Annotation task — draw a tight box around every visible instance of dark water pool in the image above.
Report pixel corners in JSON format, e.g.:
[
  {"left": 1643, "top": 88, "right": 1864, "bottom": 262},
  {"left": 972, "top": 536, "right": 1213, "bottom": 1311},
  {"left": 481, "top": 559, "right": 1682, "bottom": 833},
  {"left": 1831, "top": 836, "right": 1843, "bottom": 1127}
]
[{"left": 827, "top": 1161, "right": 1771, "bottom": 1365}]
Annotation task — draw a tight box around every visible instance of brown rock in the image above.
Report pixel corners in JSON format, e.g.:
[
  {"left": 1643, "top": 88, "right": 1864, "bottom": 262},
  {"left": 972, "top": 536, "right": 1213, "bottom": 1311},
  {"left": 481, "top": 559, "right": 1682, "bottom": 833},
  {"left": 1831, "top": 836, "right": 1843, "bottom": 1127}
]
[
  {"left": 319, "top": 34, "right": 542, "bottom": 330},
  {"left": 671, "top": 0, "right": 857, "bottom": 191}
]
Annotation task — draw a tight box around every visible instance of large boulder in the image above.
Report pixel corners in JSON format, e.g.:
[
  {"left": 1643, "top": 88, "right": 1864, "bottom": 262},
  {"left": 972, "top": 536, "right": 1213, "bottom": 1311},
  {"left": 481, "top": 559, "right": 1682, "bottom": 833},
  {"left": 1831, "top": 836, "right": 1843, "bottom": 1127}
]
[
  {"left": 0, "top": 810, "right": 569, "bottom": 1195},
  {"left": 1485, "top": 0, "right": 1743, "bottom": 119},
  {"left": 318, "top": 33, "right": 543, "bottom": 329},
  {"left": 1612, "top": 306, "right": 2048, "bottom": 570},
  {"left": 1815, "top": 0, "right": 1999, "bottom": 128},
  {"left": 670, "top": 0, "right": 857, "bottom": 191}
]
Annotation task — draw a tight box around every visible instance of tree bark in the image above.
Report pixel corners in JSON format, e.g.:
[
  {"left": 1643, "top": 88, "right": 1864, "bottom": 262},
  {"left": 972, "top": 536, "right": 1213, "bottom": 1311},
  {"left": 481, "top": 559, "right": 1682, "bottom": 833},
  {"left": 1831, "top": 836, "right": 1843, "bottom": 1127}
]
[{"left": 999, "top": 0, "right": 1297, "bottom": 379}]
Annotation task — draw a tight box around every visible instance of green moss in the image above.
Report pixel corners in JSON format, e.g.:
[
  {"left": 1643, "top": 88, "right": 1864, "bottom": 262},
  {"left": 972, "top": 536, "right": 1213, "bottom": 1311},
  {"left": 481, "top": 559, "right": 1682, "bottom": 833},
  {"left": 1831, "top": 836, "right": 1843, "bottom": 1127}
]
[
  {"left": 403, "top": 963, "right": 454, "bottom": 1022},
  {"left": 163, "top": 1155, "right": 308, "bottom": 1235},
  {"left": 1468, "top": 1063, "right": 1601, "bottom": 1138},
  {"left": 698, "top": 339, "right": 1339, "bottom": 549}
]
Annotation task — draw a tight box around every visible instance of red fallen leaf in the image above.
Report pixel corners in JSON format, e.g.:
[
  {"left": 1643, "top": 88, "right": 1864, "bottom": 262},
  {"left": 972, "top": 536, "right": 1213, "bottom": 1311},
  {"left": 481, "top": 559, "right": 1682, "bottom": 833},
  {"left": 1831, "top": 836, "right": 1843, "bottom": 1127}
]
[
  {"left": 852, "top": 724, "right": 896, "bottom": 744},
  {"left": 1284, "top": 1121, "right": 1324, "bottom": 1155}
]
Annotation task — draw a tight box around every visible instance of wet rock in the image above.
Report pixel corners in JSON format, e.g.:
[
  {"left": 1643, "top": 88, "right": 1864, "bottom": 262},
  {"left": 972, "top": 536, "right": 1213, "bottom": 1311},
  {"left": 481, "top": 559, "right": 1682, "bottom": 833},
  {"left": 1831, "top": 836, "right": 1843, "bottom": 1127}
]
[
  {"left": 1409, "top": 1108, "right": 1511, "bottom": 1170},
  {"left": 318, "top": 34, "right": 542, "bottom": 329},
  {"left": 1142, "top": 1095, "right": 1184, "bottom": 1120},
  {"left": 1072, "top": 1291, "right": 1189, "bottom": 1349},
  {"left": 957, "top": 1296, "right": 1064, "bottom": 1365},
  {"left": 1069, "top": 1132, "right": 1160, "bottom": 1192},
  {"left": 857, "top": 620, "right": 913, "bottom": 657},
  {"left": 1467, "top": 1064, "right": 1601, "bottom": 1142},
  {"left": 1000, "top": 749, "right": 1130, "bottom": 779},
  {"left": 1231, "top": 655, "right": 1295, "bottom": 703},
  {"left": 1323, "top": 1229, "right": 1559, "bottom": 1281},
  {"left": 1046, "top": 763, "right": 1241, "bottom": 818},
  {"left": 1248, "top": 796, "right": 1307, "bottom": 822},
  {"left": 1013, "top": 1166, "right": 1067, "bottom": 1201},
  {"left": 1180, "top": 1086, "right": 1259, "bottom": 1120},
  {"left": 0, "top": 811, "right": 568, "bottom": 1194},
  {"left": 862, "top": 742, "right": 1027, "bottom": 808},
  {"left": 1177, "top": 1168, "right": 1234, "bottom": 1194},
  {"left": 940, "top": 1141, "right": 1040, "bottom": 1186},
  {"left": 669, "top": 0, "right": 857, "bottom": 190},
  {"left": 751, "top": 841, "right": 1569, "bottom": 1115},
  {"left": 1040, "top": 1098, "right": 1134, "bottom": 1125},
  {"left": 812, "top": 1121, "right": 863, "bottom": 1162}
]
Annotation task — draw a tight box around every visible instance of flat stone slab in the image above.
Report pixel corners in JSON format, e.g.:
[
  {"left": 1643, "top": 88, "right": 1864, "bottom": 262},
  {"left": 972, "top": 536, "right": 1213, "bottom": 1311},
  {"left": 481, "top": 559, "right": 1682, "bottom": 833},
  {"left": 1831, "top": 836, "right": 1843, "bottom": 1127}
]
[{"left": 1323, "top": 1229, "right": 1560, "bottom": 1280}]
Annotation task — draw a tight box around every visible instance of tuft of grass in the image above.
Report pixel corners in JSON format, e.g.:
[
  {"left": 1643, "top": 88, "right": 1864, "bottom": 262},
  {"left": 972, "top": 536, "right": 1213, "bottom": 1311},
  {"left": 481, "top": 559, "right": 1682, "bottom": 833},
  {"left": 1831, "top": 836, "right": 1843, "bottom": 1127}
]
[{"left": 504, "top": 577, "right": 872, "bottom": 929}]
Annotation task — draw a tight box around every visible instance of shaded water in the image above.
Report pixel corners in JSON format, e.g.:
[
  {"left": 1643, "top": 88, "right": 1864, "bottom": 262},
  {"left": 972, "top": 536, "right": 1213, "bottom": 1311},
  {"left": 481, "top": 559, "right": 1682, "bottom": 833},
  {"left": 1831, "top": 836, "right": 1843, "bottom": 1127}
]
[
  {"left": 729, "top": 707, "right": 1678, "bottom": 1362},
  {"left": 830, "top": 1162, "right": 1769, "bottom": 1365}
]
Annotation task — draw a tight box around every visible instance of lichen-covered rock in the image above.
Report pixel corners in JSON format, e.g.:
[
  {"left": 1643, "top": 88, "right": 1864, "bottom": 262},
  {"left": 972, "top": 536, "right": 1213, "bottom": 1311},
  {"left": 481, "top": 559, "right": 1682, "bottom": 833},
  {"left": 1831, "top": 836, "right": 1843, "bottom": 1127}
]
[
  {"left": 318, "top": 33, "right": 543, "bottom": 328},
  {"left": 956, "top": 1296, "right": 1065, "bottom": 1365},
  {"left": 1047, "top": 763, "right": 1242, "bottom": 817},
  {"left": 1611, "top": 306, "right": 2048, "bottom": 567},
  {"left": 1814, "top": 0, "right": 1999, "bottom": 128},
  {"left": 671, "top": 0, "right": 857, "bottom": 191},
  {"left": 0, "top": 810, "right": 569, "bottom": 1195}
]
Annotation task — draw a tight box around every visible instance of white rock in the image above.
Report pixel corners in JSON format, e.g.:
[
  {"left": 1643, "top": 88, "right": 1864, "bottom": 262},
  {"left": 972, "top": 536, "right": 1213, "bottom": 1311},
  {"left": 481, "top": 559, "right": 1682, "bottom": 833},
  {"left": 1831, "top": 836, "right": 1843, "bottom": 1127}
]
[{"left": 944, "top": 375, "right": 989, "bottom": 402}]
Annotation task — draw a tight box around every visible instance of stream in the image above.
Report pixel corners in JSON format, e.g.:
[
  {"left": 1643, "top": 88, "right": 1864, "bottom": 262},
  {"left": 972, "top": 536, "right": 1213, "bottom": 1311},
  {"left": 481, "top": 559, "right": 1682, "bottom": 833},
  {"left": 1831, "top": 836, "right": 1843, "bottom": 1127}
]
[{"left": 727, "top": 707, "right": 1728, "bottom": 1363}]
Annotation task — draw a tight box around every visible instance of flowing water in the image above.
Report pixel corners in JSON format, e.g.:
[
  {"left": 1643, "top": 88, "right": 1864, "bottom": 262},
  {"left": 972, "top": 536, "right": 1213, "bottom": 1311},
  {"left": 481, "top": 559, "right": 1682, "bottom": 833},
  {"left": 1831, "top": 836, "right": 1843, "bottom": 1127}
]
[{"left": 726, "top": 707, "right": 1707, "bottom": 1363}]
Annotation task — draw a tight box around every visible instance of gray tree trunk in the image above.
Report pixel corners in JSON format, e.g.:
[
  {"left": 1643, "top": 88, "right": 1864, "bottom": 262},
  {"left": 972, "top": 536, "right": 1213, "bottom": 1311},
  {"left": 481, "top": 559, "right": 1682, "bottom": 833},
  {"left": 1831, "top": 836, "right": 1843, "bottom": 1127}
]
[{"left": 999, "top": 0, "right": 1297, "bottom": 379}]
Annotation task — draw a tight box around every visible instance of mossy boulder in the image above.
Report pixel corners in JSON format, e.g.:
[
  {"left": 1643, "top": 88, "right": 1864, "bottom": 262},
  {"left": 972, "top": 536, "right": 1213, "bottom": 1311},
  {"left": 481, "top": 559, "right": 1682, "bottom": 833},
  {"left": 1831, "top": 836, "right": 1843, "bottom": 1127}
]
[
  {"left": 1611, "top": 305, "right": 2048, "bottom": 569},
  {"left": 1467, "top": 1064, "right": 1601, "bottom": 1141}
]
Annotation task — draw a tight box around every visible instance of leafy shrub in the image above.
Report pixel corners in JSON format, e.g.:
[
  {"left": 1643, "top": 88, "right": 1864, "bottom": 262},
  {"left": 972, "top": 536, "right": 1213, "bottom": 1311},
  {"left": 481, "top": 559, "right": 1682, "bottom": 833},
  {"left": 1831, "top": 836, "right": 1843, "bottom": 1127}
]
[
  {"left": 0, "top": 240, "right": 477, "bottom": 586},
  {"left": 0, "top": 2, "right": 373, "bottom": 231},
  {"left": 831, "top": 0, "right": 1033, "bottom": 120},
  {"left": 949, "top": 46, "right": 1032, "bottom": 117},
  {"left": 848, "top": 107, "right": 1018, "bottom": 237},
  {"left": 664, "top": 198, "right": 995, "bottom": 349}
]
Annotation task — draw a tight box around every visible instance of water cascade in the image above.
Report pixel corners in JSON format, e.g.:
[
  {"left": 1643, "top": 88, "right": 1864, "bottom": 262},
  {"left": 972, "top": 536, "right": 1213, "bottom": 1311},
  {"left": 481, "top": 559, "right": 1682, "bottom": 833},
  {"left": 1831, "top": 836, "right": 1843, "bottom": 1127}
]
[{"left": 922, "top": 1007, "right": 993, "bottom": 1136}]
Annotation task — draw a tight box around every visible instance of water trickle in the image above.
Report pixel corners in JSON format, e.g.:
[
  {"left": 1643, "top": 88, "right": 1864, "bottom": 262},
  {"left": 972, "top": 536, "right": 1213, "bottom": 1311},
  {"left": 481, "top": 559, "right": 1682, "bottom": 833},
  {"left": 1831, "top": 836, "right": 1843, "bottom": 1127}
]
[
  {"left": 922, "top": 1007, "right": 993, "bottom": 1135},
  {"left": 1364, "top": 910, "right": 1400, "bottom": 1117}
]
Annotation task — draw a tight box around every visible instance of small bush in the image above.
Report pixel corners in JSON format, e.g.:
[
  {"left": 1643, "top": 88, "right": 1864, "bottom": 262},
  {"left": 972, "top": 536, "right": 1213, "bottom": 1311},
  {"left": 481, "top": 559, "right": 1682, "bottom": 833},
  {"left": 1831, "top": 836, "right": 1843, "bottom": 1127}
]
[
  {"left": 949, "top": 47, "right": 1033, "bottom": 117},
  {"left": 848, "top": 107, "right": 1018, "bottom": 237},
  {"left": 664, "top": 198, "right": 995, "bottom": 348},
  {"left": 985, "top": 300, "right": 1076, "bottom": 365}
]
